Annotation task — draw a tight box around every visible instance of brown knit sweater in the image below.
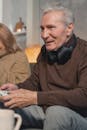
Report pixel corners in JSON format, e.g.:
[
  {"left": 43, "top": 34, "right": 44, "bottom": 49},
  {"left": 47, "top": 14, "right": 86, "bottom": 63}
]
[
  {"left": 0, "top": 50, "right": 31, "bottom": 85},
  {"left": 18, "top": 35, "right": 87, "bottom": 117}
]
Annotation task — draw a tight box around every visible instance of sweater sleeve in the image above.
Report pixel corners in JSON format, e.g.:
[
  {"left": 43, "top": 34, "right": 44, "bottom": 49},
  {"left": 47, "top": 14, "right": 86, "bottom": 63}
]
[
  {"left": 17, "top": 62, "right": 40, "bottom": 91},
  {"left": 8, "top": 51, "right": 31, "bottom": 84}
]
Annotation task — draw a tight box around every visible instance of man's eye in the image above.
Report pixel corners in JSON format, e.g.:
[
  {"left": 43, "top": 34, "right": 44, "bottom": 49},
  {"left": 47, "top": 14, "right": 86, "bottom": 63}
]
[
  {"left": 48, "top": 26, "right": 56, "bottom": 30},
  {"left": 40, "top": 27, "right": 44, "bottom": 32}
]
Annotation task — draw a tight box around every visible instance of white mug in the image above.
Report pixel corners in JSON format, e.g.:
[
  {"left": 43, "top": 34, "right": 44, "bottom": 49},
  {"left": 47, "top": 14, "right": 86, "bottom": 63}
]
[{"left": 0, "top": 109, "right": 22, "bottom": 130}]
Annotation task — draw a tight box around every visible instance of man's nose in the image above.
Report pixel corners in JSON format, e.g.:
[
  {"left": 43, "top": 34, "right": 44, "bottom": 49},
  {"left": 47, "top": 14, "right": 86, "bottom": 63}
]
[{"left": 41, "top": 29, "right": 49, "bottom": 39}]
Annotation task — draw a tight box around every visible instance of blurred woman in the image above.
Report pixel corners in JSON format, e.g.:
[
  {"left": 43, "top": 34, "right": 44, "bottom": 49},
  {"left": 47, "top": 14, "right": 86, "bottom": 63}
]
[{"left": 0, "top": 23, "right": 31, "bottom": 86}]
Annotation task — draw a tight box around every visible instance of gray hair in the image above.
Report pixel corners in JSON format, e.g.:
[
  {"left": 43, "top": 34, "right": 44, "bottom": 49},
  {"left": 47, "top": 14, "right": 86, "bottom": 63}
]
[{"left": 42, "top": 5, "right": 75, "bottom": 26}]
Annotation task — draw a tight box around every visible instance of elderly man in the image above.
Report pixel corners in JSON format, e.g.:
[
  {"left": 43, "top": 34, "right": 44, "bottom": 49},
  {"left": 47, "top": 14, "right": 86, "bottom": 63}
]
[{"left": 0, "top": 4, "right": 87, "bottom": 130}]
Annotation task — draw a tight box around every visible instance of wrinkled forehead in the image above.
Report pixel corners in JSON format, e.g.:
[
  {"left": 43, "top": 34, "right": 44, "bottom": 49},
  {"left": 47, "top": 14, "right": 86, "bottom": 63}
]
[
  {"left": 43, "top": 10, "right": 64, "bottom": 15},
  {"left": 41, "top": 10, "right": 65, "bottom": 25},
  {"left": 42, "top": 10, "right": 64, "bottom": 21}
]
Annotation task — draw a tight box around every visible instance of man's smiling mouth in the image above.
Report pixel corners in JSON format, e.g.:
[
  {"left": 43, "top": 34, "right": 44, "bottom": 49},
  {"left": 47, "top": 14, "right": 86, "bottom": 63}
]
[{"left": 45, "top": 40, "right": 54, "bottom": 44}]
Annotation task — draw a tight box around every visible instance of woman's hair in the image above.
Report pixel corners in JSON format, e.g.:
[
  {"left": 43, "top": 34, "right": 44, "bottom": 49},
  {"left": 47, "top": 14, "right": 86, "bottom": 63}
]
[
  {"left": 0, "top": 23, "right": 21, "bottom": 53},
  {"left": 42, "top": 4, "right": 75, "bottom": 26}
]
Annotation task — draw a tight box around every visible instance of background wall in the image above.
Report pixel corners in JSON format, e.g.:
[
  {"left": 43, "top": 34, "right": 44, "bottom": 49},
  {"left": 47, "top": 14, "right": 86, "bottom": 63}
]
[
  {"left": 26, "top": 0, "right": 40, "bottom": 46},
  {"left": 2, "top": 0, "right": 27, "bottom": 31},
  {"left": 0, "top": 0, "right": 3, "bottom": 22},
  {"left": 71, "top": 0, "right": 87, "bottom": 40}
]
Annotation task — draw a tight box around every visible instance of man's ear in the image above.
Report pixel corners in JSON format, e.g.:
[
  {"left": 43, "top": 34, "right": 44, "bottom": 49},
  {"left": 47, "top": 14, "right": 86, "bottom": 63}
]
[{"left": 66, "top": 23, "right": 74, "bottom": 36}]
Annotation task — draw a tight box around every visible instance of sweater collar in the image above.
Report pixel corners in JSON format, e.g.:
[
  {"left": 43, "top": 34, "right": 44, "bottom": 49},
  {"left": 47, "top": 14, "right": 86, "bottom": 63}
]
[{"left": 0, "top": 50, "right": 9, "bottom": 58}]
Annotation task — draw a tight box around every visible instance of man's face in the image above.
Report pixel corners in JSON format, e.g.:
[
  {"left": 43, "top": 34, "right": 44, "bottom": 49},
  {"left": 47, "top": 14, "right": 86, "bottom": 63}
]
[{"left": 40, "top": 11, "right": 73, "bottom": 51}]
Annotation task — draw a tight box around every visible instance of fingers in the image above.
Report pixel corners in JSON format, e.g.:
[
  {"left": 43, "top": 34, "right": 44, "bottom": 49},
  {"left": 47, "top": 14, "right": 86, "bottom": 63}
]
[
  {"left": 0, "top": 83, "right": 12, "bottom": 90},
  {"left": 0, "top": 83, "right": 18, "bottom": 91},
  {"left": 4, "top": 96, "right": 25, "bottom": 108},
  {"left": 0, "top": 84, "right": 9, "bottom": 90},
  {"left": 1, "top": 89, "right": 35, "bottom": 108},
  {"left": 2, "top": 92, "right": 22, "bottom": 108},
  {"left": 4, "top": 98, "right": 17, "bottom": 108}
]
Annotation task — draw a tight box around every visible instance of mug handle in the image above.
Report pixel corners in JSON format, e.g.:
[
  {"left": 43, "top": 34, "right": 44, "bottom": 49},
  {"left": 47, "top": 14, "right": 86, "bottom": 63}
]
[{"left": 14, "top": 113, "right": 22, "bottom": 130}]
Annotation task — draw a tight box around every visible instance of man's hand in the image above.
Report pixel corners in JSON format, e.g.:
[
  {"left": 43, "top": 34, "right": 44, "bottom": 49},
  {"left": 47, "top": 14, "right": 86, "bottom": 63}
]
[
  {"left": 1, "top": 89, "right": 37, "bottom": 108},
  {"left": 0, "top": 83, "right": 18, "bottom": 91}
]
